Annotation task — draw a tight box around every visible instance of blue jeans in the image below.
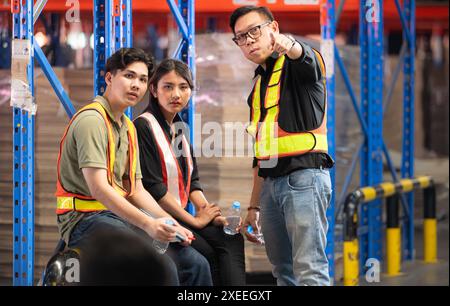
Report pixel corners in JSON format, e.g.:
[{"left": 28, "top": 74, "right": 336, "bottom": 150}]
[
  {"left": 260, "top": 168, "right": 332, "bottom": 286},
  {"left": 69, "top": 211, "right": 212, "bottom": 286}
]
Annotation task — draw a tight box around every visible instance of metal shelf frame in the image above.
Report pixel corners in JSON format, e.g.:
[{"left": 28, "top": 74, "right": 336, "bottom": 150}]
[
  {"left": 321, "top": 0, "right": 336, "bottom": 281},
  {"left": 331, "top": 0, "right": 417, "bottom": 274}
]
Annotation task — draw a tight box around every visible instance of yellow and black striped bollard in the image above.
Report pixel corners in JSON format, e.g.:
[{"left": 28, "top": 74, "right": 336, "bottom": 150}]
[
  {"left": 343, "top": 193, "right": 360, "bottom": 286},
  {"left": 423, "top": 186, "right": 437, "bottom": 263},
  {"left": 386, "top": 194, "right": 401, "bottom": 276}
]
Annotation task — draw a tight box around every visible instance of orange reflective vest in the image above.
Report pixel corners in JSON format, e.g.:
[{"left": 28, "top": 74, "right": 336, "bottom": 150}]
[
  {"left": 137, "top": 112, "right": 193, "bottom": 208},
  {"left": 56, "top": 102, "right": 138, "bottom": 214},
  {"left": 246, "top": 52, "right": 329, "bottom": 160}
]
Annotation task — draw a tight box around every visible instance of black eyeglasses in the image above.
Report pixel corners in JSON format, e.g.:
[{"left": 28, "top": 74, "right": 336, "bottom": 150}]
[{"left": 232, "top": 21, "right": 272, "bottom": 46}]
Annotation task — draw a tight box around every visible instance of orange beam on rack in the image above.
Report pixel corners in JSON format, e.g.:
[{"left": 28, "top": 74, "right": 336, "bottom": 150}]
[{"left": 1, "top": 0, "right": 447, "bottom": 31}]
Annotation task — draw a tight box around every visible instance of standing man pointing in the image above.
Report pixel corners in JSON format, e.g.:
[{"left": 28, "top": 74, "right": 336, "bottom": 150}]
[{"left": 230, "top": 6, "right": 334, "bottom": 286}]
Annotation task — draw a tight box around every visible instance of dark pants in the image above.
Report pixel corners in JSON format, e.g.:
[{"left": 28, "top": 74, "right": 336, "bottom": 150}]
[
  {"left": 69, "top": 211, "right": 212, "bottom": 286},
  {"left": 180, "top": 221, "right": 246, "bottom": 286}
]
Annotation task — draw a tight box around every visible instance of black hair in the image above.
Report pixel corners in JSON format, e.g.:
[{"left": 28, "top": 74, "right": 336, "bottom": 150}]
[
  {"left": 229, "top": 6, "right": 274, "bottom": 34},
  {"left": 145, "top": 58, "right": 194, "bottom": 112},
  {"left": 105, "top": 47, "right": 154, "bottom": 76}
]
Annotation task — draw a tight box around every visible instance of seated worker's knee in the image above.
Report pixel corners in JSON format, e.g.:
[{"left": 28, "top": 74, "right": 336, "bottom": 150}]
[
  {"left": 160, "top": 254, "right": 180, "bottom": 285},
  {"left": 184, "top": 249, "right": 213, "bottom": 286},
  {"left": 195, "top": 252, "right": 211, "bottom": 275}
]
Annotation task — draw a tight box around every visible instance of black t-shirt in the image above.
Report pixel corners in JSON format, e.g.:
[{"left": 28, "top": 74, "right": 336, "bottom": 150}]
[
  {"left": 249, "top": 40, "right": 335, "bottom": 178},
  {"left": 134, "top": 103, "right": 203, "bottom": 202}
]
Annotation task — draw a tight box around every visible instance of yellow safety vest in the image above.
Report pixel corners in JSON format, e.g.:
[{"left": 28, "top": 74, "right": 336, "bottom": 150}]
[
  {"left": 56, "top": 101, "right": 138, "bottom": 214},
  {"left": 246, "top": 53, "right": 329, "bottom": 160}
]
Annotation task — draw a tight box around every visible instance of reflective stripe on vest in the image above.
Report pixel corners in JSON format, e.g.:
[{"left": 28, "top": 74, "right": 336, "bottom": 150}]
[
  {"left": 246, "top": 53, "right": 328, "bottom": 160},
  {"left": 55, "top": 101, "right": 138, "bottom": 214},
  {"left": 138, "top": 112, "right": 193, "bottom": 208},
  {"left": 57, "top": 197, "right": 108, "bottom": 212}
]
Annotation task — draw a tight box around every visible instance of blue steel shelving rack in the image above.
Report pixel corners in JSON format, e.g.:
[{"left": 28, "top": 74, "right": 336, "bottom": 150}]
[
  {"left": 400, "top": 0, "right": 416, "bottom": 261},
  {"left": 320, "top": 0, "right": 336, "bottom": 281},
  {"left": 11, "top": 0, "right": 35, "bottom": 287},
  {"left": 94, "top": 0, "right": 133, "bottom": 118},
  {"left": 168, "top": 0, "right": 196, "bottom": 144},
  {"left": 11, "top": 0, "right": 416, "bottom": 285},
  {"left": 358, "top": 0, "right": 384, "bottom": 267},
  {"left": 332, "top": 0, "right": 417, "bottom": 273}
]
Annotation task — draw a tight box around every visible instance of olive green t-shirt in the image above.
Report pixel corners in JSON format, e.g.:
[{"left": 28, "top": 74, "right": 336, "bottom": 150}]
[{"left": 57, "top": 96, "right": 142, "bottom": 243}]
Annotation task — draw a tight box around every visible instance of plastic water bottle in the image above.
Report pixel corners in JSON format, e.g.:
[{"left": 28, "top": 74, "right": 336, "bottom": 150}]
[
  {"left": 247, "top": 225, "right": 265, "bottom": 245},
  {"left": 153, "top": 219, "right": 174, "bottom": 254},
  {"left": 223, "top": 201, "right": 241, "bottom": 235}
]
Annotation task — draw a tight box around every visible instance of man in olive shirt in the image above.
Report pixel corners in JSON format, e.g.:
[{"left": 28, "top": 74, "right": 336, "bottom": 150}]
[
  {"left": 58, "top": 94, "right": 144, "bottom": 244},
  {"left": 56, "top": 48, "right": 212, "bottom": 285}
]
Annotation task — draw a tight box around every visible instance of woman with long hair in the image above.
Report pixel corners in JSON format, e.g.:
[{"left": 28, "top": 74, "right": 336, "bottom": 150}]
[{"left": 134, "top": 59, "right": 246, "bottom": 286}]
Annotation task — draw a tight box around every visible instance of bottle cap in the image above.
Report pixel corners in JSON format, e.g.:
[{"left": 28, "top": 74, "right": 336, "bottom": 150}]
[{"left": 232, "top": 201, "right": 241, "bottom": 209}]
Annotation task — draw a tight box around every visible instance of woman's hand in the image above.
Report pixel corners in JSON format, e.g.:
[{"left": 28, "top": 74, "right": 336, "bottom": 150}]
[
  {"left": 212, "top": 215, "right": 227, "bottom": 227},
  {"left": 175, "top": 224, "right": 195, "bottom": 246},
  {"left": 194, "top": 203, "right": 221, "bottom": 229}
]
